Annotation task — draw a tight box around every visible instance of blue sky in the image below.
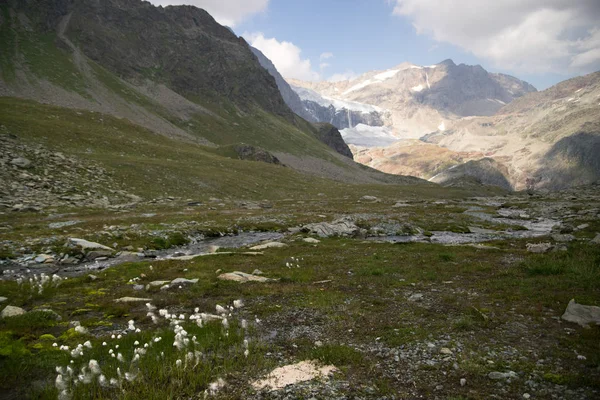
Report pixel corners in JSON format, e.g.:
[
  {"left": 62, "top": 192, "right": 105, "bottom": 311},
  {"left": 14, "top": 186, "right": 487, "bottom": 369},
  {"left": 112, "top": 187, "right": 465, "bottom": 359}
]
[{"left": 150, "top": 0, "right": 600, "bottom": 90}]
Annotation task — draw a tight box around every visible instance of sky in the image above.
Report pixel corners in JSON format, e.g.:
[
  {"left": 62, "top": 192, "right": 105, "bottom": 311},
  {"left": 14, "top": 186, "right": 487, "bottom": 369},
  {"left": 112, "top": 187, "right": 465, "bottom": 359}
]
[{"left": 148, "top": 0, "right": 600, "bottom": 90}]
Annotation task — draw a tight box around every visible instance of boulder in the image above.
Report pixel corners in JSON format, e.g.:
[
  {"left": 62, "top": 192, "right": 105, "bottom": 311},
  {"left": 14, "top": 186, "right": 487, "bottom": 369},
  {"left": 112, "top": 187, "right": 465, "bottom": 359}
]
[
  {"left": 303, "top": 238, "right": 320, "bottom": 244},
  {"left": 552, "top": 234, "right": 575, "bottom": 242},
  {"left": 250, "top": 242, "right": 287, "bottom": 250},
  {"left": 218, "top": 271, "right": 272, "bottom": 283},
  {"left": 86, "top": 250, "right": 114, "bottom": 260},
  {"left": 561, "top": 299, "right": 600, "bottom": 327},
  {"left": 1, "top": 305, "right": 26, "bottom": 318},
  {"left": 526, "top": 243, "right": 553, "bottom": 253},
  {"left": 35, "top": 254, "right": 55, "bottom": 263},
  {"left": 115, "top": 297, "right": 152, "bottom": 303},
  {"left": 68, "top": 238, "right": 113, "bottom": 251},
  {"left": 10, "top": 157, "right": 31, "bottom": 168},
  {"left": 488, "top": 371, "right": 518, "bottom": 380},
  {"left": 302, "top": 218, "right": 359, "bottom": 238},
  {"left": 171, "top": 278, "right": 199, "bottom": 285}
]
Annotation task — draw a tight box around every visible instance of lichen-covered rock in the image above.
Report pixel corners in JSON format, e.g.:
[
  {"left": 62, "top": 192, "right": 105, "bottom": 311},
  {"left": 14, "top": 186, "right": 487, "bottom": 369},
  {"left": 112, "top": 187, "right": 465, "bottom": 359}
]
[
  {"left": 1, "top": 305, "right": 26, "bottom": 318},
  {"left": 561, "top": 299, "right": 600, "bottom": 327}
]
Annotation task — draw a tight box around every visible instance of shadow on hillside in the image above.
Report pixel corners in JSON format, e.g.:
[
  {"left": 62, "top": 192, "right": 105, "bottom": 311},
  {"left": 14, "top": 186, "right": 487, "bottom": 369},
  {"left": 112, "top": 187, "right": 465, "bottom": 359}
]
[{"left": 538, "top": 131, "right": 600, "bottom": 190}]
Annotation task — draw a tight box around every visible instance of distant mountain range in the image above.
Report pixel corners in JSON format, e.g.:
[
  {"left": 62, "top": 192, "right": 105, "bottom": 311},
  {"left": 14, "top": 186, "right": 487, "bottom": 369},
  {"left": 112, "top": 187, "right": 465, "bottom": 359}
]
[{"left": 284, "top": 59, "right": 599, "bottom": 190}]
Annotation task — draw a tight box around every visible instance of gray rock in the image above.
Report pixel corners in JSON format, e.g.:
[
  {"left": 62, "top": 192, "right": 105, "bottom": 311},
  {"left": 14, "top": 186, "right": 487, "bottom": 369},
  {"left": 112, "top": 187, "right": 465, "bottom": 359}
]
[
  {"left": 133, "top": 285, "right": 145, "bottom": 291},
  {"left": 250, "top": 242, "right": 287, "bottom": 250},
  {"left": 68, "top": 238, "right": 113, "bottom": 251},
  {"left": 303, "top": 218, "right": 359, "bottom": 238},
  {"left": 218, "top": 271, "right": 272, "bottom": 283},
  {"left": 171, "top": 278, "right": 199, "bottom": 285},
  {"left": 1, "top": 305, "right": 26, "bottom": 318},
  {"left": 86, "top": 250, "right": 113, "bottom": 260},
  {"left": 115, "top": 297, "right": 152, "bottom": 303},
  {"left": 552, "top": 234, "right": 575, "bottom": 242},
  {"left": 408, "top": 293, "right": 424, "bottom": 302},
  {"left": 303, "top": 238, "right": 320, "bottom": 244},
  {"left": 10, "top": 157, "right": 31, "bottom": 168},
  {"left": 0, "top": 297, "right": 7, "bottom": 303},
  {"left": 526, "top": 243, "right": 553, "bottom": 253},
  {"left": 48, "top": 220, "right": 81, "bottom": 229},
  {"left": 360, "top": 195, "right": 379, "bottom": 202},
  {"left": 488, "top": 371, "right": 518, "bottom": 380},
  {"left": 590, "top": 234, "right": 600, "bottom": 245},
  {"left": 35, "top": 254, "right": 54, "bottom": 263},
  {"left": 561, "top": 299, "right": 600, "bottom": 327},
  {"left": 148, "top": 280, "right": 170, "bottom": 288}
]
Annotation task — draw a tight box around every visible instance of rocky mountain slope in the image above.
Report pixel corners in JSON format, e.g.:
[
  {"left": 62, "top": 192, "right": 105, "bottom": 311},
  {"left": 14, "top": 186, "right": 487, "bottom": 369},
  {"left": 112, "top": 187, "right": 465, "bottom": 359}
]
[
  {"left": 0, "top": 0, "right": 420, "bottom": 199},
  {"left": 423, "top": 71, "right": 600, "bottom": 190}
]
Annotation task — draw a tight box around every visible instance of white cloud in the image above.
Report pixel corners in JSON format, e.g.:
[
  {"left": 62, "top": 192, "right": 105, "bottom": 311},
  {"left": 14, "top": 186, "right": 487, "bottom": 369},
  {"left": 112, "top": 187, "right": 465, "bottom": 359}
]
[
  {"left": 320, "top": 52, "right": 334, "bottom": 61},
  {"left": 319, "top": 63, "right": 331, "bottom": 70},
  {"left": 391, "top": 0, "right": 600, "bottom": 74},
  {"left": 244, "top": 32, "right": 320, "bottom": 81},
  {"left": 147, "top": 0, "right": 269, "bottom": 27},
  {"left": 328, "top": 70, "right": 358, "bottom": 82}
]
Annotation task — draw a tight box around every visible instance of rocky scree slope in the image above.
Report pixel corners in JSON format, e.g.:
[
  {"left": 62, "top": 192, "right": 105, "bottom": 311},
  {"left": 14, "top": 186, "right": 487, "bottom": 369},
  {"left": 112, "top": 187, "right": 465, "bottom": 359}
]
[
  {"left": 0, "top": 0, "right": 409, "bottom": 187},
  {"left": 423, "top": 71, "right": 600, "bottom": 190}
]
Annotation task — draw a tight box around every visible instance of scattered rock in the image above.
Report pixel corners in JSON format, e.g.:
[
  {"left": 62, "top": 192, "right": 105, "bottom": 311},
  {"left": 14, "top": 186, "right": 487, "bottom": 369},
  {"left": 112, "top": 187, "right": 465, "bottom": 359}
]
[
  {"left": 171, "top": 278, "right": 199, "bottom": 285},
  {"left": 561, "top": 299, "right": 600, "bottom": 327},
  {"left": 252, "top": 269, "right": 264, "bottom": 275},
  {"left": 590, "top": 234, "right": 600, "bottom": 245},
  {"left": 359, "top": 195, "right": 379, "bottom": 203},
  {"left": 0, "top": 297, "right": 7, "bottom": 303},
  {"left": 74, "top": 325, "right": 88, "bottom": 334},
  {"left": 526, "top": 243, "right": 553, "bottom": 253},
  {"left": 250, "top": 242, "right": 288, "bottom": 250},
  {"left": 302, "top": 218, "right": 359, "bottom": 238},
  {"left": 86, "top": 250, "right": 113, "bottom": 261},
  {"left": 488, "top": 371, "right": 518, "bottom": 380},
  {"left": 303, "top": 238, "right": 321, "bottom": 244},
  {"left": 460, "top": 378, "right": 466, "bottom": 387},
  {"left": 552, "top": 234, "right": 575, "bottom": 242},
  {"left": 133, "top": 285, "right": 145, "bottom": 291},
  {"left": 48, "top": 220, "right": 81, "bottom": 229},
  {"left": 10, "top": 157, "right": 31, "bottom": 168},
  {"left": 88, "top": 275, "right": 98, "bottom": 281},
  {"left": 115, "top": 297, "right": 152, "bottom": 303},
  {"left": 408, "top": 293, "right": 424, "bottom": 302},
  {"left": 440, "top": 348, "right": 453, "bottom": 355},
  {"left": 148, "top": 280, "right": 170, "bottom": 288},
  {"left": 35, "top": 254, "right": 54, "bottom": 264},
  {"left": 68, "top": 238, "right": 113, "bottom": 251},
  {"left": 1, "top": 305, "right": 26, "bottom": 318},
  {"left": 218, "top": 271, "right": 272, "bottom": 283},
  {"left": 392, "top": 202, "right": 410, "bottom": 208},
  {"left": 251, "top": 361, "right": 337, "bottom": 391}
]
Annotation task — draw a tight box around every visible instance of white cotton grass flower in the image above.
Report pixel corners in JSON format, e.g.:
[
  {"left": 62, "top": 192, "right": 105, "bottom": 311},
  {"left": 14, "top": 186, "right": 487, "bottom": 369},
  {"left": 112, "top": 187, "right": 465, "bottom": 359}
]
[
  {"left": 222, "top": 318, "right": 229, "bottom": 330},
  {"left": 233, "top": 299, "right": 244, "bottom": 309},
  {"left": 98, "top": 374, "right": 108, "bottom": 387},
  {"left": 55, "top": 374, "right": 67, "bottom": 391},
  {"left": 146, "top": 303, "right": 157, "bottom": 311},
  {"left": 117, "top": 335, "right": 122, "bottom": 340},
  {"left": 58, "top": 389, "right": 71, "bottom": 400},
  {"left": 102, "top": 342, "right": 107, "bottom": 346},
  {"left": 244, "top": 349, "right": 249, "bottom": 358},
  {"left": 117, "top": 353, "right": 125, "bottom": 362},
  {"left": 88, "top": 359, "right": 101, "bottom": 374},
  {"left": 134, "top": 341, "right": 139, "bottom": 346},
  {"left": 111, "top": 334, "right": 116, "bottom": 339},
  {"left": 53, "top": 343, "right": 58, "bottom": 347},
  {"left": 135, "top": 328, "right": 141, "bottom": 333},
  {"left": 115, "top": 345, "right": 119, "bottom": 349},
  {"left": 83, "top": 341, "right": 92, "bottom": 349},
  {"left": 175, "top": 359, "right": 182, "bottom": 368},
  {"left": 241, "top": 319, "right": 248, "bottom": 330},
  {"left": 207, "top": 378, "right": 226, "bottom": 395},
  {"left": 125, "top": 372, "right": 137, "bottom": 382},
  {"left": 215, "top": 305, "right": 227, "bottom": 314},
  {"left": 159, "top": 309, "right": 168, "bottom": 317},
  {"left": 109, "top": 349, "right": 114, "bottom": 354},
  {"left": 194, "top": 307, "right": 200, "bottom": 313},
  {"left": 109, "top": 378, "right": 118, "bottom": 386}
]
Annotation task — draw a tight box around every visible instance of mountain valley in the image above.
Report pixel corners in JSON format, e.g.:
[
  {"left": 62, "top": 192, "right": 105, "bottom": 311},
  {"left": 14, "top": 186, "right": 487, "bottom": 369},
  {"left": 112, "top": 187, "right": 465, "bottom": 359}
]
[{"left": 0, "top": 1, "right": 599, "bottom": 399}]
